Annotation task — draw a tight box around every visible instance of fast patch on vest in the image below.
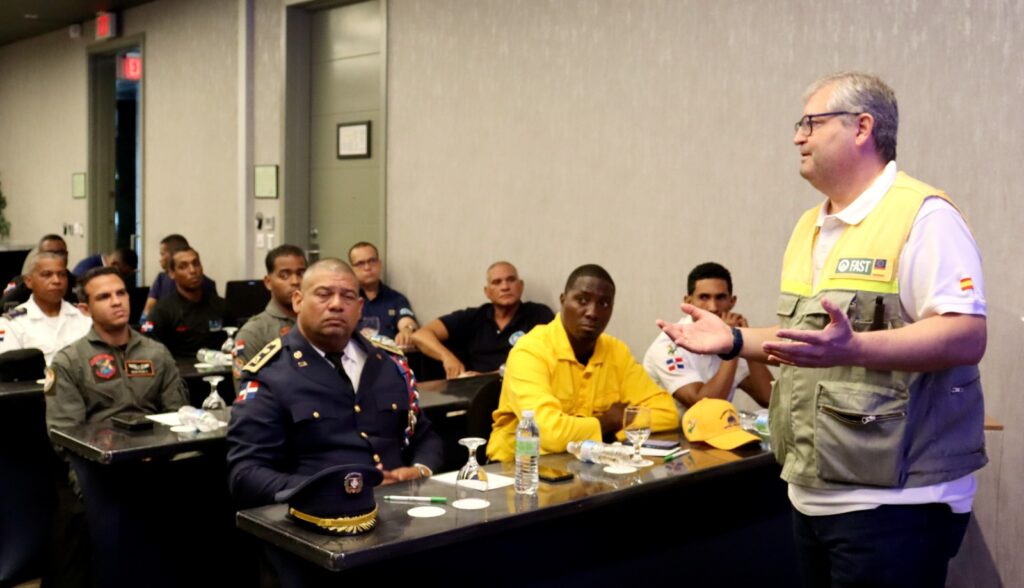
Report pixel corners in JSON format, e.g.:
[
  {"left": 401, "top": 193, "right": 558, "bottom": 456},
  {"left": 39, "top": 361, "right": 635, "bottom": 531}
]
[
  {"left": 90, "top": 353, "right": 118, "bottom": 380},
  {"left": 833, "top": 257, "right": 893, "bottom": 281},
  {"left": 125, "top": 360, "right": 155, "bottom": 377}
]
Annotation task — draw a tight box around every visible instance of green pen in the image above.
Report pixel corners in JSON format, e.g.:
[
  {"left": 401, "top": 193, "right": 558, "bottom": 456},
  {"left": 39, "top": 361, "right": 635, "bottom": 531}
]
[
  {"left": 663, "top": 449, "right": 691, "bottom": 463},
  {"left": 383, "top": 495, "right": 448, "bottom": 504}
]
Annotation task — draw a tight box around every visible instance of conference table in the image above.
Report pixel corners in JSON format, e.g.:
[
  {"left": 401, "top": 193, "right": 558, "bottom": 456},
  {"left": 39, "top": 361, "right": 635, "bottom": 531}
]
[
  {"left": 44, "top": 373, "right": 500, "bottom": 587},
  {"left": 237, "top": 435, "right": 800, "bottom": 587}
]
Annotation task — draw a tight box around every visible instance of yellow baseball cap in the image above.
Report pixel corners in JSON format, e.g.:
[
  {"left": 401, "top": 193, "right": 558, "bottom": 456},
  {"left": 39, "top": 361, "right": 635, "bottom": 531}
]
[{"left": 682, "top": 398, "right": 760, "bottom": 450}]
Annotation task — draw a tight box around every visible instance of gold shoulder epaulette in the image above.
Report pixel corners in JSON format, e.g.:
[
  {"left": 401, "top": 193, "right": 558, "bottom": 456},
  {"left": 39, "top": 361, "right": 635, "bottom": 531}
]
[
  {"left": 369, "top": 337, "right": 405, "bottom": 357},
  {"left": 242, "top": 338, "right": 282, "bottom": 373}
]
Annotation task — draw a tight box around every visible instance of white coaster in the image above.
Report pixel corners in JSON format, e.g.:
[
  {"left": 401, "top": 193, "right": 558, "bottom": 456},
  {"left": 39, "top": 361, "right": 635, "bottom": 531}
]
[
  {"left": 451, "top": 498, "right": 490, "bottom": 510},
  {"left": 603, "top": 465, "right": 637, "bottom": 475},
  {"left": 407, "top": 506, "right": 446, "bottom": 518}
]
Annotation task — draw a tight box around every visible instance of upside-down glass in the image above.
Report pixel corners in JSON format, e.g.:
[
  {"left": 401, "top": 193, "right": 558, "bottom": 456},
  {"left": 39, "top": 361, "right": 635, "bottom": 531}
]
[
  {"left": 220, "top": 326, "right": 238, "bottom": 354},
  {"left": 201, "top": 375, "right": 226, "bottom": 409},
  {"left": 453, "top": 437, "right": 490, "bottom": 509},
  {"left": 623, "top": 406, "right": 654, "bottom": 467}
]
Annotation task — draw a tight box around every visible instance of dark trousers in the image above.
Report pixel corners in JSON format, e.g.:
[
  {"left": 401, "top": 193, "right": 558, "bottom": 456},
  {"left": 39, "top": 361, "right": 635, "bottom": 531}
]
[{"left": 792, "top": 503, "right": 969, "bottom": 588}]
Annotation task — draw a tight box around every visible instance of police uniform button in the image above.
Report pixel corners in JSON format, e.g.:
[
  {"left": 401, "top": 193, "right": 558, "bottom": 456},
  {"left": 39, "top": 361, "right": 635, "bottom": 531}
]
[
  {"left": 313, "top": 411, "right": 320, "bottom": 419},
  {"left": 360, "top": 432, "right": 369, "bottom": 439},
  {"left": 354, "top": 405, "right": 362, "bottom": 413},
  {"left": 373, "top": 454, "right": 381, "bottom": 463}
]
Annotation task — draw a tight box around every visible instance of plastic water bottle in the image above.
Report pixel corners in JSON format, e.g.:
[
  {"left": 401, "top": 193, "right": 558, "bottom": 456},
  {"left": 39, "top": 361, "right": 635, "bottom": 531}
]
[
  {"left": 177, "top": 406, "right": 223, "bottom": 432},
  {"left": 514, "top": 410, "right": 540, "bottom": 495},
  {"left": 566, "top": 440, "right": 634, "bottom": 466},
  {"left": 195, "top": 348, "right": 232, "bottom": 366}
]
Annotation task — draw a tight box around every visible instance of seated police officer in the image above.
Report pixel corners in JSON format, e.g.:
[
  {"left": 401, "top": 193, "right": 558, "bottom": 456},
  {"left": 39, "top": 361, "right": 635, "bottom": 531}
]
[
  {"left": 47, "top": 267, "right": 187, "bottom": 428},
  {"left": 0, "top": 251, "right": 92, "bottom": 365},
  {"left": 232, "top": 244, "right": 307, "bottom": 381},
  {"left": 348, "top": 241, "right": 419, "bottom": 346},
  {"left": 1, "top": 234, "right": 79, "bottom": 309},
  {"left": 144, "top": 244, "right": 227, "bottom": 357},
  {"left": 226, "top": 258, "right": 443, "bottom": 508},
  {"left": 412, "top": 261, "right": 554, "bottom": 378}
]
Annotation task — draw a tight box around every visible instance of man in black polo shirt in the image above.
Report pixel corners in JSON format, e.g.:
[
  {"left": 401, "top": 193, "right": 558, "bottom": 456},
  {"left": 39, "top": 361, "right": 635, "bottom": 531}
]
[
  {"left": 143, "top": 245, "right": 226, "bottom": 357},
  {"left": 348, "top": 241, "right": 419, "bottom": 346},
  {"left": 412, "top": 261, "right": 553, "bottom": 378}
]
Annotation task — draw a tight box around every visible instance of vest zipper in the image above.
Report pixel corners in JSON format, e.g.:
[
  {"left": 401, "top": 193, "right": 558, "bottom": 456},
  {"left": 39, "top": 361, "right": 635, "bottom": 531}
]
[{"left": 819, "top": 405, "right": 906, "bottom": 425}]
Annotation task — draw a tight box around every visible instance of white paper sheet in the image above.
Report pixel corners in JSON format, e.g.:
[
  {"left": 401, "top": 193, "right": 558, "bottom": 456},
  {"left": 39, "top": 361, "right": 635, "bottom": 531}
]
[{"left": 431, "top": 471, "right": 515, "bottom": 492}]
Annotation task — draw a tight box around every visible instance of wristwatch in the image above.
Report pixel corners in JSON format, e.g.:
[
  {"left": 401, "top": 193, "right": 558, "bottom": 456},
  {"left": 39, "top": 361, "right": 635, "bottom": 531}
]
[{"left": 717, "top": 327, "right": 743, "bottom": 361}]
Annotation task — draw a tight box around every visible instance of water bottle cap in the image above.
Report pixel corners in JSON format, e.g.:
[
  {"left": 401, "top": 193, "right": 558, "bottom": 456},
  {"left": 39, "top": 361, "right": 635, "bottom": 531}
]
[{"left": 521, "top": 410, "right": 534, "bottom": 418}]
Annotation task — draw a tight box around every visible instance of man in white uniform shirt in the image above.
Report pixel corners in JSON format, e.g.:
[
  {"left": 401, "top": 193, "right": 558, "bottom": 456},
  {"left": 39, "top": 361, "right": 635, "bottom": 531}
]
[
  {"left": 643, "top": 262, "right": 771, "bottom": 409},
  {"left": 0, "top": 252, "right": 92, "bottom": 365},
  {"left": 658, "top": 72, "right": 987, "bottom": 587}
]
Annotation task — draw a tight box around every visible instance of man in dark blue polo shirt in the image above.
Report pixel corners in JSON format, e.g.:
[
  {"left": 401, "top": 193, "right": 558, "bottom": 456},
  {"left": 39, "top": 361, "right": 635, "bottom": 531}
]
[
  {"left": 412, "top": 261, "right": 554, "bottom": 378},
  {"left": 348, "top": 241, "right": 418, "bottom": 346}
]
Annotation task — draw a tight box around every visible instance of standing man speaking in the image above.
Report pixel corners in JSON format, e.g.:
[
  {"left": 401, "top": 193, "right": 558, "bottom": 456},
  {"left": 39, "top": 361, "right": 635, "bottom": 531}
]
[{"left": 659, "top": 72, "right": 987, "bottom": 587}]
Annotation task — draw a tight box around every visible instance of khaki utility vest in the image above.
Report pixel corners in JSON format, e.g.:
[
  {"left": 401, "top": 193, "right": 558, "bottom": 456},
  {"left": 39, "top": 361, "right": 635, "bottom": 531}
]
[{"left": 771, "top": 172, "right": 987, "bottom": 489}]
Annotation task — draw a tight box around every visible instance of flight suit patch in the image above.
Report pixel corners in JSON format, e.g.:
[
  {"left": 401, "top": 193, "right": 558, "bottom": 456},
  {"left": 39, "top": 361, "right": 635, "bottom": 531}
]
[
  {"left": 125, "top": 360, "right": 155, "bottom": 377},
  {"left": 90, "top": 354, "right": 118, "bottom": 380}
]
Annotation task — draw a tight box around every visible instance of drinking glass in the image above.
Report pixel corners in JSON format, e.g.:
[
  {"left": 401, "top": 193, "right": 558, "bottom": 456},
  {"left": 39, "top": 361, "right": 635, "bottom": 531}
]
[
  {"left": 201, "top": 375, "right": 226, "bottom": 409},
  {"left": 453, "top": 437, "right": 490, "bottom": 510},
  {"left": 623, "top": 407, "right": 654, "bottom": 467},
  {"left": 220, "top": 326, "right": 239, "bottom": 354}
]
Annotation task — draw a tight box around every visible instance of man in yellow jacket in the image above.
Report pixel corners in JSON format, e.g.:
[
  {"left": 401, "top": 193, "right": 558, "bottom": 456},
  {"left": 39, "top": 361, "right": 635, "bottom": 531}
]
[{"left": 487, "top": 264, "right": 678, "bottom": 462}]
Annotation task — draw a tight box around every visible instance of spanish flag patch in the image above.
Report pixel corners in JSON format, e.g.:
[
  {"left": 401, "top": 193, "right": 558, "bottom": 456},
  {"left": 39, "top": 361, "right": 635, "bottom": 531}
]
[{"left": 960, "top": 277, "right": 974, "bottom": 291}]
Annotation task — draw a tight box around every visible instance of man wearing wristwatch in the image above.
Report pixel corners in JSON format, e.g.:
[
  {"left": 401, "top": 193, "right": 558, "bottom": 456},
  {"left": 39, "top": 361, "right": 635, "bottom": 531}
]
[
  {"left": 226, "top": 258, "right": 442, "bottom": 509},
  {"left": 348, "top": 241, "right": 419, "bottom": 347},
  {"left": 658, "top": 72, "right": 986, "bottom": 587}
]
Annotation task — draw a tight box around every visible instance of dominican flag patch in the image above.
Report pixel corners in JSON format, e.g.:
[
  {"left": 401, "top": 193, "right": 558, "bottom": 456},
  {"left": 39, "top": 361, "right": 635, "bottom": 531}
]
[
  {"left": 140, "top": 321, "right": 154, "bottom": 333},
  {"left": 665, "top": 356, "right": 685, "bottom": 372},
  {"left": 236, "top": 381, "right": 259, "bottom": 402}
]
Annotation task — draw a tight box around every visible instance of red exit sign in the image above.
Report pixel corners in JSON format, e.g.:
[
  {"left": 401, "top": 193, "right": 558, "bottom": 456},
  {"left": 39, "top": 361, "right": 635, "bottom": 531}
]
[
  {"left": 96, "top": 12, "right": 117, "bottom": 41},
  {"left": 120, "top": 53, "right": 142, "bottom": 81}
]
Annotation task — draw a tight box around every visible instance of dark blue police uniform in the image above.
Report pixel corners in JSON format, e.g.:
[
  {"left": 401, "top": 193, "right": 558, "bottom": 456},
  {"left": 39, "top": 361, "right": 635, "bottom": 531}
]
[
  {"left": 359, "top": 282, "right": 415, "bottom": 339},
  {"left": 226, "top": 328, "right": 443, "bottom": 508}
]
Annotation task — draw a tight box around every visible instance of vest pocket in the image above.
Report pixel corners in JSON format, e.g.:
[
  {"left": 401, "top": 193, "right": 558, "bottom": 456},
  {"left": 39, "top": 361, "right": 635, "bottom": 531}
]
[{"left": 814, "top": 380, "right": 908, "bottom": 487}]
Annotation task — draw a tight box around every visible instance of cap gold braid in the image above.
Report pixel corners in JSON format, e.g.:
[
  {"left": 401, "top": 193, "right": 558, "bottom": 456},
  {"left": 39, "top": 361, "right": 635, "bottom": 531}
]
[{"left": 288, "top": 505, "right": 379, "bottom": 534}]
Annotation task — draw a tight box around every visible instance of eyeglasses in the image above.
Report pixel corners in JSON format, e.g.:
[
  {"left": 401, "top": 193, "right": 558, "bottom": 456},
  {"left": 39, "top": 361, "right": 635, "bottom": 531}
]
[
  {"left": 793, "top": 111, "right": 862, "bottom": 136},
  {"left": 351, "top": 257, "right": 380, "bottom": 269}
]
